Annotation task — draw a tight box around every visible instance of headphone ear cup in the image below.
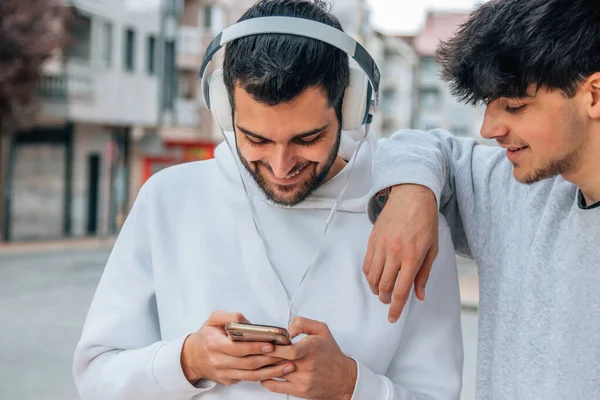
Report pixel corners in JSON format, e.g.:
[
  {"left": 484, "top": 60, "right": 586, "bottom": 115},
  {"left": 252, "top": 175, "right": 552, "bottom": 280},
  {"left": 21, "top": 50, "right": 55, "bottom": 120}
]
[
  {"left": 341, "top": 66, "right": 370, "bottom": 131},
  {"left": 209, "top": 68, "right": 234, "bottom": 132}
]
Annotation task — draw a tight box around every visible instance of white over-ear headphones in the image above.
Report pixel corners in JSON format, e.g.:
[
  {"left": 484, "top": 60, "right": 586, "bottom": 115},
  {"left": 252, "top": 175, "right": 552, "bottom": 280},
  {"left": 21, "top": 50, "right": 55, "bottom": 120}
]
[{"left": 199, "top": 16, "right": 381, "bottom": 132}]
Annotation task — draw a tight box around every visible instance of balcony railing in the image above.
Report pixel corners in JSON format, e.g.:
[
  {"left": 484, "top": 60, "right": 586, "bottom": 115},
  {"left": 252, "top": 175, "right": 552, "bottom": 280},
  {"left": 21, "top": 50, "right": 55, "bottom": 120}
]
[
  {"left": 174, "top": 98, "right": 199, "bottom": 128},
  {"left": 37, "top": 74, "right": 68, "bottom": 100},
  {"left": 36, "top": 59, "right": 94, "bottom": 102},
  {"left": 178, "top": 27, "right": 204, "bottom": 57}
]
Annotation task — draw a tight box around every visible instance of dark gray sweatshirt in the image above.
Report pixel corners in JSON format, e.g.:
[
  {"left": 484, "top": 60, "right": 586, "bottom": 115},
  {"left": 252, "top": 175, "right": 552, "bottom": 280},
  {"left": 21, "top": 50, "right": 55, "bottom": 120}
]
[{"left": 371, "top": 129, "right": 600, "bottom": 400}]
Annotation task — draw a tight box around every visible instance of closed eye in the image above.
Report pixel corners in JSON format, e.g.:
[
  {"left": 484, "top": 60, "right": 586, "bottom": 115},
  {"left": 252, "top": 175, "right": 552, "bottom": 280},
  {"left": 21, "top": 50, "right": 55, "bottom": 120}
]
[
  {"left": 505, "top": 104, "right": 527, "bottom": 114},
  {"left": 245, "top": 134, "right": 269, "bottom": 146},
  {"left": 293, "top": 133, "right": 322, "bottom": 146}
]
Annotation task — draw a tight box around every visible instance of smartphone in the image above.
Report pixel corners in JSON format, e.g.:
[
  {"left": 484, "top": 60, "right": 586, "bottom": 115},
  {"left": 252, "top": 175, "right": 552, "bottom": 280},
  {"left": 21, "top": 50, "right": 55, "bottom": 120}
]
[{"left": 224, "top": 322, "right": 292, "bottom": 345}]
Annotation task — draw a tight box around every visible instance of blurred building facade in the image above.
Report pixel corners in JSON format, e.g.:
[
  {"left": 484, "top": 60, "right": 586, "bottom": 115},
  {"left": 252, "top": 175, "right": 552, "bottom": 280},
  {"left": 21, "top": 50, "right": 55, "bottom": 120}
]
[
  {"left": 330, "top": 7, "right": 484, "bottom": 139},
  {"left": 331, "top": 0, "right": 418, "bottom": 138},
  {"left": 0, "top": 0, "right": 278, "bottom": 243},
  {"left": 0, "top": 1, "right": 484, "bottom": 243},
  {"left": 410, "top": 11, "right": 485, "bottom": 138},
  {"left": 153, "top": 0, "right": 257, "bottom": 179},
  {"left": 331, "top": 0, "right": 370, "bottom": 43},
  {"left": 1, "top": 0, "right": 178, "bottom": 242},
  {"left": 370, "top": 32, "right": 417, "bottom": 137}
]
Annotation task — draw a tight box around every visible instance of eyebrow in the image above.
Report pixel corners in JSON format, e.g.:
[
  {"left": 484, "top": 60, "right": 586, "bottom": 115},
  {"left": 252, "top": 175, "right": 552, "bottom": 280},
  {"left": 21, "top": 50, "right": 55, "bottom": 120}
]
[
  {"left": 235, "top": 124, "right": 329, "bottom": 141},
  {"left": 503, "top": 94, "right": 535, "bottom": 101}
]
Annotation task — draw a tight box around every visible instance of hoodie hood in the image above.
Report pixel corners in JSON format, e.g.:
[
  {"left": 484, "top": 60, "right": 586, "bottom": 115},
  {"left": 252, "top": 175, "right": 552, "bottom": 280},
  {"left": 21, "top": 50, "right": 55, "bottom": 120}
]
[{"left": 214, "top": 128, "right": 376, "bottom": 212}]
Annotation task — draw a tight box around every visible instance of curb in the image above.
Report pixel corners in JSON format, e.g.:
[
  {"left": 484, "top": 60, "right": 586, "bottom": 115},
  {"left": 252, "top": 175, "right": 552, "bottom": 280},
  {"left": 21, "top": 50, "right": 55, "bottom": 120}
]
[
  {"left": 459, "top": 273, "right": 479, "bottom": 311},
  {"left": 0, "top": 237, "right": 117, "bottom": 256},
  {"left": 461, "top": 302, "right": 479, "bottom": 312}
]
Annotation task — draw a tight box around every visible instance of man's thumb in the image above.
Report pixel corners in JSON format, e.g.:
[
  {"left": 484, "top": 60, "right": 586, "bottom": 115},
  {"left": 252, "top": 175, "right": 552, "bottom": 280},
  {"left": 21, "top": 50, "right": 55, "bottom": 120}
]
[
  {"left": 288, "top": 316, "right": 328, "bottom": 338},
  {"left": 206, "top": 310, "right": 250, "bottom": 327}
]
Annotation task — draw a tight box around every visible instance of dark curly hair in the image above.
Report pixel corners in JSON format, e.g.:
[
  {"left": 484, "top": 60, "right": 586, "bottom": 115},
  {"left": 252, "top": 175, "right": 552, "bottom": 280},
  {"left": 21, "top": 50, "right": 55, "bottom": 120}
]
[
  {"left": 436, "top": 0, "right": 600, "bottom": 105},
  {"left": 223, "top": 0, "right": 350, "bottom": 123}
]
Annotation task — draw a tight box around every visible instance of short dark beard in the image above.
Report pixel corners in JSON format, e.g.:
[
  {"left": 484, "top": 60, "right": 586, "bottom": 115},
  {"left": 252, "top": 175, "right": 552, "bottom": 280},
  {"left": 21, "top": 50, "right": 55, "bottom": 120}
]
[
  {"left": 522, "top": 104, "right": 586, "bottom": 184},
  {"left": 237, "top": 129, "right": 342, "bottom": 206},
  {"left": 522, "top": 149, "right": 580, "bottom": 184}
]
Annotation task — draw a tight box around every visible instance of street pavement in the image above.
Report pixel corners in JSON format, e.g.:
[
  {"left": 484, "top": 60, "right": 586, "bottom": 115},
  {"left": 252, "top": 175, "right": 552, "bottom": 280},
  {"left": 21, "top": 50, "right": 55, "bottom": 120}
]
[{"left": 0, "top": 247, "right": 479, "bottom": 400}]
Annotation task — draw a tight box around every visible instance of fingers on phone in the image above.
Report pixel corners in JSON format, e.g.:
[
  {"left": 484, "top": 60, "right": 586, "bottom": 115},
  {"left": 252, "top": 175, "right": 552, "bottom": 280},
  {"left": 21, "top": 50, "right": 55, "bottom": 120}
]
[
  {"left": 222, "top": 340, "right": 275, "bottom": 357},
  {"left": 232, "top": 355, "right": 282, "bottom": 370},
  {"left": 227, "top": 362, "right": 296, "bottom": 381}
]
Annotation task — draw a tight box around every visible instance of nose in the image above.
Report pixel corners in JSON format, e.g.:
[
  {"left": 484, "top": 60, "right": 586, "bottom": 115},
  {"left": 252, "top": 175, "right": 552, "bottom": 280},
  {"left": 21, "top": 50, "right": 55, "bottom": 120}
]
[
  {"left": 269, "top": 145, "right": 296, "bottom": 178},
  {"left": 480, "top": 104, "right": 509, "bottom": 140}
]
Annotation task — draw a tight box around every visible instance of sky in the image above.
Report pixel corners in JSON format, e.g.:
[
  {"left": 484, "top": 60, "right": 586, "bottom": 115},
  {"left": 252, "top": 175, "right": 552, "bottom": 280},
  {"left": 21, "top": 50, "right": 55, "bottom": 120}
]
[{"left": 367, "top": 0, "right": 482, "bottom": 35}]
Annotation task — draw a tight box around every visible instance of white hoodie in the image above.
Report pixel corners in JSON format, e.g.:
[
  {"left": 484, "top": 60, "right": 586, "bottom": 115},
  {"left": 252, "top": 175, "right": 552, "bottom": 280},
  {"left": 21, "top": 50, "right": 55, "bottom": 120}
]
[{"left": 73, "top": 131, "right": 463, "bottom": 400}]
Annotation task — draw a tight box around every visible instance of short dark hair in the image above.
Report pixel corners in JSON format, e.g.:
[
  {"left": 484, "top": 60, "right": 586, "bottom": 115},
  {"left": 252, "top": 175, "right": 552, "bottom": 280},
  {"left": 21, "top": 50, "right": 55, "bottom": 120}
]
[
  {"left": 223, "top": 0, "right": 350, "bottom": 123},
  {"left": 436, "top": 0, "right": 600, "bottom": 105}
]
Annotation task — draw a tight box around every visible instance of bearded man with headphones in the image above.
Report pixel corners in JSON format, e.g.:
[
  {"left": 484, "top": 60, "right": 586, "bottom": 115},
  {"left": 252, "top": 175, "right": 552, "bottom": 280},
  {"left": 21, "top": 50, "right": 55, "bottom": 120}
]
[{"left": 73, "top": 1, "right": 462, "bottom": 399}]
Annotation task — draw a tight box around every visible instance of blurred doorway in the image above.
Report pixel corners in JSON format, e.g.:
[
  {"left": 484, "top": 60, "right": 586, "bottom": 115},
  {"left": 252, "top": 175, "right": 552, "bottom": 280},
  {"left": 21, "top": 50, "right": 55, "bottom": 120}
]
[
  {"left": 4, "top": 124, "right": 73, "bottom": 241},
  {"left": 86, "top": 153, "right": 101, "bottom": 235}
]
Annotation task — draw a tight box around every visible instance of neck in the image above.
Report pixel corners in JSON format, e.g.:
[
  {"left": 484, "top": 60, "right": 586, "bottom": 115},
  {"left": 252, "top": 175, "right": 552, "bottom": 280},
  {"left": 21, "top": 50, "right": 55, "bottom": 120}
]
[
  {"left": 324, "top": 156, "right": 347, "bottom": 183},
  {"left": 577, "top": 178, "right": 600, "bottom": 206},
  {"left": 562, "top": 136, "right": 600, "bottom": 206}
]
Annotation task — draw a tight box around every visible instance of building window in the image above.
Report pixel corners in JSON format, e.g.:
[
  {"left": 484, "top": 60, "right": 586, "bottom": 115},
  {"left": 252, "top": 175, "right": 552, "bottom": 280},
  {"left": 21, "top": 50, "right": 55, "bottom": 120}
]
[
  {"left": 203, "top": 5, "right": 213, "bottom": 29},
  {"left": 419, "top": 119, "right": 438, "bottom": 131},
  {"left": 381, "top": 88, "right": 396, "bottom": 115},
  {"left": 200, "top": 4, "right": 224, "bottom": 34},
  {"left": 381, "top": 120, "right": 394, "bottom": 137},
  {"left": 451, "top": 126, "right": 469, "bottom": 137},
  {"left": 163, "top": 40, "right": 177, "bottom": 109},
  {"left": 419, "top": 88, "right": 440, "bottom": 110},
  {"left": 124, "top": 28, "right": 136, "bottom": 72},
  {"left": 178, "top": 72, "right": 194, "bottom": 100},
  {"left": 147, "top": 36, "right": 156, "bottom": 75},
  {"left": 68, "top": 13, "right": 92, "bottom": 60},
  {"left": 165, "top": 0, "right": 178, "bottom": 15},
  {"left": 101, "top": 22, "right": 112, "bottom": 67},
  {"left": 420, "top": 56, "right": 438, "bottom": 76}
]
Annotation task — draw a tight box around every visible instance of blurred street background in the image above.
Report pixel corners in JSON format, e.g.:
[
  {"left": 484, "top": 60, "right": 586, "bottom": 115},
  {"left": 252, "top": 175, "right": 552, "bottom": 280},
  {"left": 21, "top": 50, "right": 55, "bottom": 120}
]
[{"left": 0, "top": 0, "right": 484, "bottom": 399}]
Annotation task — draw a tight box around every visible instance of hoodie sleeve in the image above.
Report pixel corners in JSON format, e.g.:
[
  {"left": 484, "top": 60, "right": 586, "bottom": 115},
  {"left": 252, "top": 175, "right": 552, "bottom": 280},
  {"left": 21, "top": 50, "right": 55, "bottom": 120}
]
[
  {"left": 369, "top": 128, "right": 511, "bottom": 259},
  {"left": 350, "top": 216, "right": 463, "bottom": 399},
  {"left": 73, "top": 185, "right": 216, "bottom": 400}
]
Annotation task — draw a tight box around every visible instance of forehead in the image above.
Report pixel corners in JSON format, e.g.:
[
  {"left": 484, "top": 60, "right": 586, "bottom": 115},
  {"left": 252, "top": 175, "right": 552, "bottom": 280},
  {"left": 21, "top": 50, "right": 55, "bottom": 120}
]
[
  {"left": 494, "top": 86, "right": 572, "bottom": 108},
  {"left": 233, "top": 86, "right": 334, "bottom": 139}
]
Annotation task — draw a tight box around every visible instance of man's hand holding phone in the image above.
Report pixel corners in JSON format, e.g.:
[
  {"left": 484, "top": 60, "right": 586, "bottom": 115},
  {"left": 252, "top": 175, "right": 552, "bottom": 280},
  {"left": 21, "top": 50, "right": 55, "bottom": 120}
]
[
  {"left": 261, "top": 317, "right": 357, "bottom": 400},
  {"left": 180, "top": 311, "right": 296, "bottom": 386}
]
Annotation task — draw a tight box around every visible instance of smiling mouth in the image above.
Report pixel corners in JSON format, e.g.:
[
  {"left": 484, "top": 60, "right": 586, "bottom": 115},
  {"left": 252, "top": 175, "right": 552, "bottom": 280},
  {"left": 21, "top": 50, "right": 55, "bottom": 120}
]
[
  {"left": 284, "top": 164, "right": 308, "bottom": 179},
  {"left": 507, "top": 146, "right": 528, "bottom": 152},
  {"left": 262, "top": 163, "right": 310, "bottom": 185},
  {"left": 283, "top": 164, "right": 308, "bottom": 180}
]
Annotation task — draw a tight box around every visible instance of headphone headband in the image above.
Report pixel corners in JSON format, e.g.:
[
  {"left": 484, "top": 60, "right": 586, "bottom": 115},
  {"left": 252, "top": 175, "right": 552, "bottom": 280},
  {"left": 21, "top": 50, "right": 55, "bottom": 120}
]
[{"left": 200, "top": 16, "right": 380, "bottom": 111}]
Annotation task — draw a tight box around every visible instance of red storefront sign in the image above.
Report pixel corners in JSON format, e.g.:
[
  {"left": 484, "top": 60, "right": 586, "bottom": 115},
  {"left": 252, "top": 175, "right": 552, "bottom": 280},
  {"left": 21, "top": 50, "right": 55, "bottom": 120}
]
[{"left": 142, "top": 141, "right": 216, "bottom": 183}]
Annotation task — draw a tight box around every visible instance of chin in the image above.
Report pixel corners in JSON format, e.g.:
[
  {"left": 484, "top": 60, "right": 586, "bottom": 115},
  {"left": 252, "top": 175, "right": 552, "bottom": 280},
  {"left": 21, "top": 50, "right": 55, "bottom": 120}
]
[
  {"left": 269, "top": 193, "right": 305, "bottom": 207},
  {"left": 512, "top": 170, "right": 528, "bottom": 183},
  {"left": 266, "top": 185, "right": 307, "bottom": 206},
  {"left": 513, "top": 166, "right": 554, "bottom": 185},
  {"left": 512, "top": 165, "right": 535, "bottom": 184}
]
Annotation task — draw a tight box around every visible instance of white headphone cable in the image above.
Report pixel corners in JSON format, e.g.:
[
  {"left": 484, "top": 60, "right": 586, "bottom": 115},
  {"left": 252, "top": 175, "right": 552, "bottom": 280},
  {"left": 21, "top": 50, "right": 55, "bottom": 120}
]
[{"left": 222, "top": 122, "right": 371, "bottom": 326}]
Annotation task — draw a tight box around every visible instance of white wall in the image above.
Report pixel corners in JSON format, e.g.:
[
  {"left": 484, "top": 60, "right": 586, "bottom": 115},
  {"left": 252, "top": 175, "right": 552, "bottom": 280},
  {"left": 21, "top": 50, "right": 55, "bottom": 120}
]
[
  {"left": 330, "top": 0, "right": 367, "bottom": 40},
  {"left": 67, "top": 0, "right": 163, "bottom": 126}
]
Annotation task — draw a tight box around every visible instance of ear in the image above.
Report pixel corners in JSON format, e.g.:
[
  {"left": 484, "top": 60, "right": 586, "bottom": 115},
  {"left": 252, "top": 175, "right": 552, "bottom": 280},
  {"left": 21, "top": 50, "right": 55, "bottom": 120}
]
[{"left": 586, "top": 72, "right": 600, "bottom": 120}]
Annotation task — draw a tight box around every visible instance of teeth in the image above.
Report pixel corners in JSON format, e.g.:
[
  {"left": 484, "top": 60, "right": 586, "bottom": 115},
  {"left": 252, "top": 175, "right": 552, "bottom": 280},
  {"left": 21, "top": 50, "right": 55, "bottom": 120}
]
[{"left": 285, "top": 166, "right": 305, "bottom": 179}]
